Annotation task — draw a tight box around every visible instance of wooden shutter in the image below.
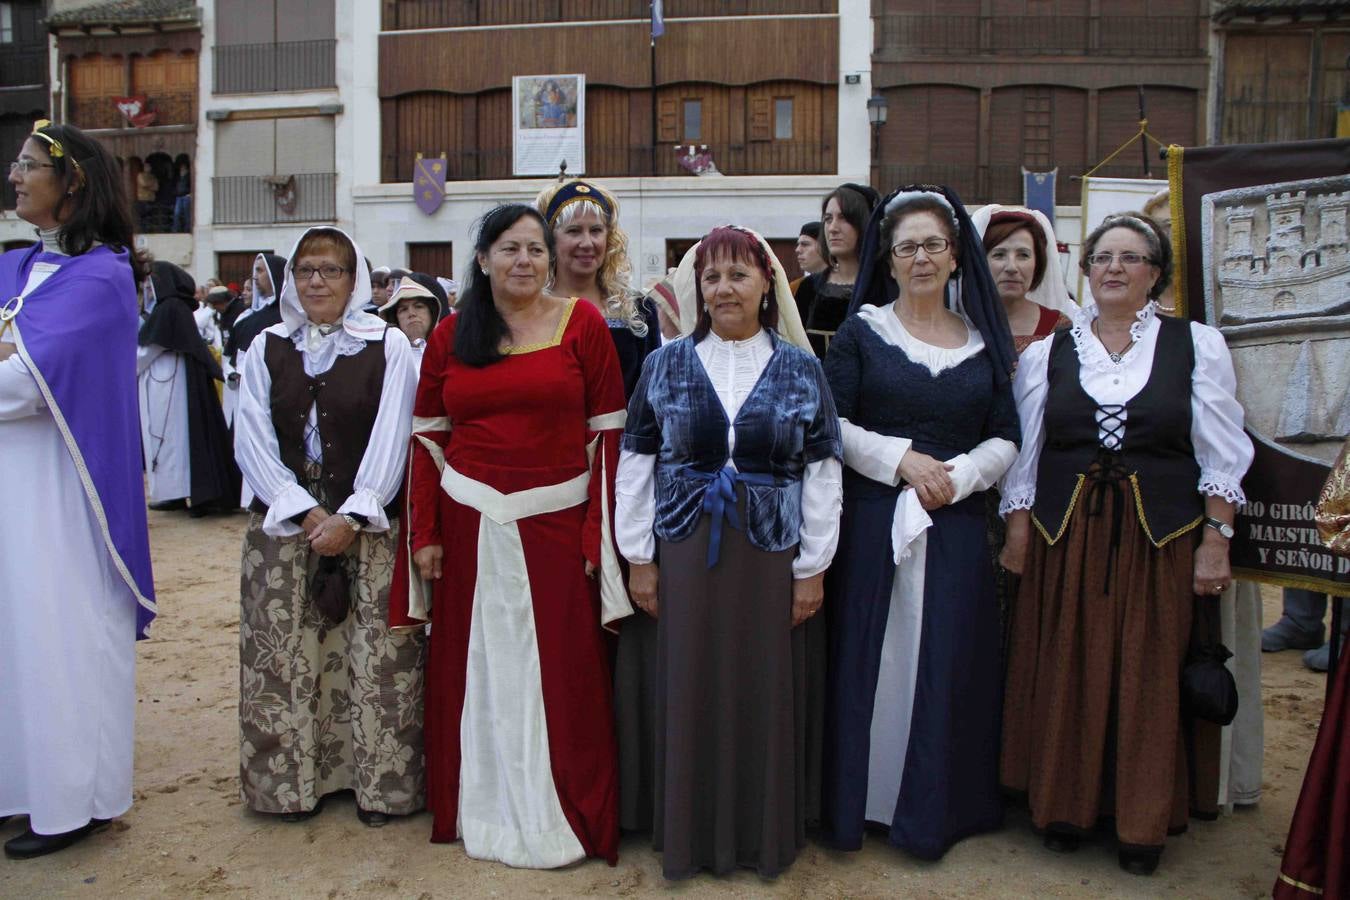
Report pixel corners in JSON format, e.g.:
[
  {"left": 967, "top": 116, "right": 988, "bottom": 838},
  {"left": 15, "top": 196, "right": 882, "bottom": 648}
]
[
  {"left": 657, "top": 97, "right": 678, "bottom": 143},
  {"left": 408, "top": 242, "right": 454, "bottom": 279},
  {"left": 748, "top": 96, "right": 771, "bottom": 142}
]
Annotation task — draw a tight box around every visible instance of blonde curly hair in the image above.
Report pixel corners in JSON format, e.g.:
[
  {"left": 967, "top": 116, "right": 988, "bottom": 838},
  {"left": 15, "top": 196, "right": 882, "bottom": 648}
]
[{"left": 534, "top": 180, "right": 646, "bottom": 337}]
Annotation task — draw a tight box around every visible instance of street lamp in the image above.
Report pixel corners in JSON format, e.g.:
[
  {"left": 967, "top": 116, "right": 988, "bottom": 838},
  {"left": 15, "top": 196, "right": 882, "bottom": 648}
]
[{"left": 867, "top": 93, "right": 888, "bottom": 189}]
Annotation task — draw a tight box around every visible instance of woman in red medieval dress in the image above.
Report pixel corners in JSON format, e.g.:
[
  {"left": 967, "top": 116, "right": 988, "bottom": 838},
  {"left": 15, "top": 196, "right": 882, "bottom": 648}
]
[{"left": 391, "top": 203, "right": 631, "bottom": 868}]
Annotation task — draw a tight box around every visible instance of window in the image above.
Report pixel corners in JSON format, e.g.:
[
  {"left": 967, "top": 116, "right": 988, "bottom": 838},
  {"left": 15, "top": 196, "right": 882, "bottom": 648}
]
[
  {"left": 683, "top": 99, "right": 702, "bottom": 141},
  {"left": 213, "top": 116, "right": 337, "bottom": 223},
  {"left": 0, "top": 4, "right": 12, "bottom": 44},
  {"left": 774, "top": 97, "right": 793, "bottom": 140}
]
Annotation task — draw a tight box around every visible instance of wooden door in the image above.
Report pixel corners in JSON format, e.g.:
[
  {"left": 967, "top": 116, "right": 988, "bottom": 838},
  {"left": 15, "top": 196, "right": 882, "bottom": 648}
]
[
  {"left": 407, "top": 242, "right": 454, "bottom": 279},
  {"left": 216, "top": 251, "right": 272, "bottom": 292}
]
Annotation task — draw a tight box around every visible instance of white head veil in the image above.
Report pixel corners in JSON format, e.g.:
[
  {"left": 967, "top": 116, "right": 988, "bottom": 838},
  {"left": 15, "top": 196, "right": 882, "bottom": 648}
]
[
  {"left": 654, "top": 225, "right": 810, "bottom": 350},
  {"left": 278, "top": 226, "right": 388, "bottom": 342},
  {"left": 969, "top": 204, "right": 1077, "bottom": 317}
]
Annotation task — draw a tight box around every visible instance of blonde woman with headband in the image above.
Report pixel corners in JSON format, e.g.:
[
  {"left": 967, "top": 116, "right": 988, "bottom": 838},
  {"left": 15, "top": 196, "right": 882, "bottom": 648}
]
[{"left": 535, "top": 179, "right": 660, "bottom": 396}]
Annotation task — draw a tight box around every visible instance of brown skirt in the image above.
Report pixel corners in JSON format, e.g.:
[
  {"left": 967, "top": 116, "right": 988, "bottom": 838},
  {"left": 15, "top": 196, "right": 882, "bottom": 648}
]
[
  {"left": 652, "top": 492, "right": 820, "bottom": 880},
  {"left": 1000, "top": 476, "right": 1219, "bottom": 849}
]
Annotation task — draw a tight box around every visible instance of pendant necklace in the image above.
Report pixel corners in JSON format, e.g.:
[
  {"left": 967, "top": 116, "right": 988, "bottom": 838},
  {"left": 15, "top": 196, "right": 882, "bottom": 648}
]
[{"left": 1092, "top": 319, "right": 1132, "bottom": 364}]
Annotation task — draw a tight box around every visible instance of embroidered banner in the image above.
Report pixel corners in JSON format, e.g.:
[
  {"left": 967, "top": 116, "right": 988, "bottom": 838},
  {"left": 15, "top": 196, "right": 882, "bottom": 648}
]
[
  {"left": 1169, "top": 138, "right": 1350, "bottom": 591},
  {"left": 414, "top": 154, "right": 446, "bottom": 216}
]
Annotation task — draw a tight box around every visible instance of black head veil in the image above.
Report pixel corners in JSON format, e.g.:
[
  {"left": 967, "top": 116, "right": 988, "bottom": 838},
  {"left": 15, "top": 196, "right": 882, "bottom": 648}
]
[{"left": 848, "top": 183, "right": 1016, "bottom": 387}]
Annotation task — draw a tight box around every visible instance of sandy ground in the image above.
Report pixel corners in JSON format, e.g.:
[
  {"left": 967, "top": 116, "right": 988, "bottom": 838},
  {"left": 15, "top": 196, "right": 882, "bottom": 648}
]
[{"left": 1, "top": 508, "right": 1333, "bottom": 899}]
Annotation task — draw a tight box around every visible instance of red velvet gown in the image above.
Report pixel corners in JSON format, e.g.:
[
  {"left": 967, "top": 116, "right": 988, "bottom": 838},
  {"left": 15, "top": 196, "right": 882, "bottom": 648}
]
[{"left": 391, "top": 299, "right": 630, "bottom": 867}]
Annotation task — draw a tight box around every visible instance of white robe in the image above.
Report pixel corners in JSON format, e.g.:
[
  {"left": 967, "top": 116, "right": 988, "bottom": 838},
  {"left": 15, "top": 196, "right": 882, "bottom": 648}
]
[
  {"left": 0, "top": 263, "right": 136, "bottom": 834},
  {"left": 137, "top": 345, "right": 191, "bottom": 503}
]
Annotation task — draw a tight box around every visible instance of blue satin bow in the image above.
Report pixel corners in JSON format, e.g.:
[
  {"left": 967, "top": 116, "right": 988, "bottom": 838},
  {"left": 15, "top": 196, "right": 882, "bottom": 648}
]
[{"left": 684, "top": 465, "right": 776, "bottom": 568}]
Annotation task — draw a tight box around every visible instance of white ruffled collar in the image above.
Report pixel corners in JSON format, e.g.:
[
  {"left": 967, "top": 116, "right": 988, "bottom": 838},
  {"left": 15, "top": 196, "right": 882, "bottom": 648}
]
[
  {"left": 1069, "top": 300, "right": 1159, "bottom": 372},
  {"left": 859, "top": 302, "right": 984, "bottom": 377}
]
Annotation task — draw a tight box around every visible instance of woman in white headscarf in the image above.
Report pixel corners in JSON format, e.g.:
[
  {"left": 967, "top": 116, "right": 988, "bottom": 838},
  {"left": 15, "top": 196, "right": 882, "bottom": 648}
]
[
  {"left": 234, "top": 226, "right": 424, "bottom": 827},
  {"left": 616, "top": 225, "right": 842, "bottom": 879},
  {"left": 970, "top": 204, "right": 1075, "bottom": 355}
]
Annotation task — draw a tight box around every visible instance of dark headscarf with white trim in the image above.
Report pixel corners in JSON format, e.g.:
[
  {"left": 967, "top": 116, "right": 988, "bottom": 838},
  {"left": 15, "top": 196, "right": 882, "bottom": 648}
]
[{"left": 848, "top": 183, "right": 1016, "bottom": 387}]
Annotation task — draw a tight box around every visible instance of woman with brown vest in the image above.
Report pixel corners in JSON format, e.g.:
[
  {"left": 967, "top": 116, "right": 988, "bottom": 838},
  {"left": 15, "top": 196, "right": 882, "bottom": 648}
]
[{"left": 233, "top": 226, "right": 424, "bottom": 828}]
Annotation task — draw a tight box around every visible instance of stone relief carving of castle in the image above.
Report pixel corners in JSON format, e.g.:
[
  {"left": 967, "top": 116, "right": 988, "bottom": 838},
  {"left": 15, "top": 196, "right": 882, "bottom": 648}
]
[
  {"left": 1217, "top": 190, "right": 1349, "bottom": 325},
  {"left": 1202, "top": 177, "right": 1350, "bottom": 457}
]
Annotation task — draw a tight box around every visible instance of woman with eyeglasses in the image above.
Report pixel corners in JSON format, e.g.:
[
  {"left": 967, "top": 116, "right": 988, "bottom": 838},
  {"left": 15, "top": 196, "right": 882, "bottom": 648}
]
[
  {"left": 0, "top": 121, "right": 154, "bottom": 859},
  {"left": 233, "top": 226, "right": 425, "bottom": 828},
  {"left": 819, "top": 185, "right": 1019, "bottom": 860},
  {"left": 998, "top": 213, "right": 1252, "bottom": 875}
]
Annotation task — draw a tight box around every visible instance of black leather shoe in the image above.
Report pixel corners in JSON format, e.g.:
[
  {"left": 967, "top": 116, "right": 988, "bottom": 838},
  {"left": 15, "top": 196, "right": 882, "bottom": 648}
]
[
  {"left": 356, "top": 808, "right": 389, "bottom": 828},
  {"left": 1043, "top": 832, "right": 1080, "bottom": 853},
  {"left": 148, "top": 499, "right": 187, "bottom": 511},
  {"left": 0, "top": 816, "right": 10, "bottom": 827},
  {"left": 278, "top": 798, "right": 324, "bottom": 823},
  {"left": 4, "top": 819, "right": 109, "bottom": 860},
  {"left": 1119, "top": 847, "right": 1161, "bottom": 876}
]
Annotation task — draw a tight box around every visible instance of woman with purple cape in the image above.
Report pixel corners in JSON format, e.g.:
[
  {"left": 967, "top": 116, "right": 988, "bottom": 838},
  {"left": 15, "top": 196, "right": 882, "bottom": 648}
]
[{"left": 0, "top": 121, "right": 156, "bottom": 858}]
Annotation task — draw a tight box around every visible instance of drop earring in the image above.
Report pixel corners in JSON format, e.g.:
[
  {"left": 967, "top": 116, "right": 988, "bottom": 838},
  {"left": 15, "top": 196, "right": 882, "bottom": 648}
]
[{"left": 761, "top": 296, "right": 769, "bottom": 311}]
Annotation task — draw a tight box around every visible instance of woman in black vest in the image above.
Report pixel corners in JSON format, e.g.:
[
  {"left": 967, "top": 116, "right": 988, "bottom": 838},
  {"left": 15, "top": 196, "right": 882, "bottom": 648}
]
[
  {"left": 998, "top": 213, "right": 1253, "bottom": 875},
  {"left": 234, "top": 226, "right": 424, "bottom": 827}
]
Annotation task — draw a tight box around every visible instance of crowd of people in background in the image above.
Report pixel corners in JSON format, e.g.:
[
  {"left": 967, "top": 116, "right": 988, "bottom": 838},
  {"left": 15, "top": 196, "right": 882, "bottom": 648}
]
[{"left": 5, "top": 120, "right": 1349, "bottom": 899}]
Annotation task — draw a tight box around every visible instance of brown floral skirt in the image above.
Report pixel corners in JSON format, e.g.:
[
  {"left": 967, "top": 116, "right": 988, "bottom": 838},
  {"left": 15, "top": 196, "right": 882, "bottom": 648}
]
[
  {"left": 238, "top": 514, "right": 426, "bottom": 815},
  {"left": 1000, "top": 477, "right": 1219, "bottom": 849}
]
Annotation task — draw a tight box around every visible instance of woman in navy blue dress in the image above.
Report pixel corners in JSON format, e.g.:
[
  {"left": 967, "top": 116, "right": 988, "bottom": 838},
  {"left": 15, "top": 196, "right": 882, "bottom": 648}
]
[{"left": 820, "top": 185, "right": 1019, "bottom": 859}]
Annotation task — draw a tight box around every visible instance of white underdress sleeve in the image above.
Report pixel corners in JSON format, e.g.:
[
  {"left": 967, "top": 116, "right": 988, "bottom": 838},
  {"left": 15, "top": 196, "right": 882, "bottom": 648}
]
[
  {"left": 948, "top": 438, "right": 1019, "bottom": 505},
  {"left": 793, "top": 456, "right": 843, "bottom": 578},
  {"left": 333, "top": 331, "right": 419, "bottom": 532},
  {"left": 136, "top": 343, "right": 166, "bottom": 376},
  {"left": 998, "top": 333, "right": 1051, "bottom": 516},
  {"left": 0, "top": 352, "right": 45, "bottom": 420},
  {"left": 1190, "top": 322, "right": 1253, "bottom": 504},
  {"left": 234, "top": 337, "right": 318, "bottom": 537},
  {"left": 615, "top": 448, "right": 657, "bottom": 566},
  {"left": 840, "top": 418, "right": 910, "bottom": 486}
]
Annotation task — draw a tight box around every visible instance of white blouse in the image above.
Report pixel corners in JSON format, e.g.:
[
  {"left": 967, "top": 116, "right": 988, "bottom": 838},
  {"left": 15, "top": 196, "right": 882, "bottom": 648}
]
[
  {"left": 234, "top": 323, "right": 418, "bottom": 537},
  {"left": 999, "top": 301, "right": 1253, "bottom": 515},
  {"left": 838, "top": 304, "right": 1019, "bottom": 505},
  {"left": 615, "top": 329, "right": 843, "bottom": 578}
]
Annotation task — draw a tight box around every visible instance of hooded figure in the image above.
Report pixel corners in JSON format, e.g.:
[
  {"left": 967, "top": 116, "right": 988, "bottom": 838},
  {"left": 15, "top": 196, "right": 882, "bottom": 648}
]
[
  {"left": 137, "top": 260, "right": 238, "bottom": 512},
  {"left": 232, "top": 226, "right": 424, "bottom": 826},
  {"left": 222, "top": 252, "right": 287, "bottom": 421}
]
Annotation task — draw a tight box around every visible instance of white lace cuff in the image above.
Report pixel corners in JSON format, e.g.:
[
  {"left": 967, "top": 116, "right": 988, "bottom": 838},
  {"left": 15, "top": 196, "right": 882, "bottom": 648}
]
[
  {"left": 262, "top": 481, "right": 320, "bottom": 537},
  {"left": 999, "top": 487, "right": 1036, "bottom": 517},
  {"left": 1198, "top": 472, "right": 1246, "bottom": 506},
  {"left": 337, "top": 487, "right": 392, "bottom": 533}
]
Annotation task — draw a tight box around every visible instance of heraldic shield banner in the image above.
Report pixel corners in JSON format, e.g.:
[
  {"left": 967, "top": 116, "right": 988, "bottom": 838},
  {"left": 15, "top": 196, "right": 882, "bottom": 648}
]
[
  {"left": 1168, "top": 138, "right": 1350, "bottom": 593},
  {"left": 414, "top": 154, "right": 446, "bottom": 215}
]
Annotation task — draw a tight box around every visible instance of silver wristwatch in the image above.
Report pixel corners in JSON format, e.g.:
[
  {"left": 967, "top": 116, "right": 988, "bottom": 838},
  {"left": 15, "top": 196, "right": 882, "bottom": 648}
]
[
  {"left": 1203, "top": 516, "right": 1235, "bottom": 540},
  {"left": 342, "top": 514, "right": 363, "bottom": 533}
]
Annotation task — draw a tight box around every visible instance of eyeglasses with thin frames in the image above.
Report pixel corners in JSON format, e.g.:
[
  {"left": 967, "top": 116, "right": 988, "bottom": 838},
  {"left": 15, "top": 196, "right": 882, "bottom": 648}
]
[
  {"left": 8, "top": 159, "right": 56, "bottom": 175},
  {"left": 891, "top": 237, "right": 951, "bottom": 258},
  {"left": 294, "top": 264, "right": 349, "bottom": 281},
  {"left": 1086, "top": 252, "right": 1154, "bottom": 268}
]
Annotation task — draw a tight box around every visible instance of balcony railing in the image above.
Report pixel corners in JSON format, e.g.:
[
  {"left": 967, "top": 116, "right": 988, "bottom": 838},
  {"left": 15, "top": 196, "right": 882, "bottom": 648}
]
[
  {"left": 69, "top": 91, "right": 198, "bottom": 131},
  {"left": 0, "top": 47, "right": 46, "bottom": 89},
  {"left": 382, "top": 0, "right": 831, "bottom": 29},
  {"left": 212, "top": 173, "right": 337, "bottom": 225},
  {"left": 213, "top": 39, "right": 336, "bottom": 94},
  {"left": 874, "top": 15, "right": 1205, "bottom": 57},
  {"left": 382, "top": 141, "right": 836, "bottom": 182}
]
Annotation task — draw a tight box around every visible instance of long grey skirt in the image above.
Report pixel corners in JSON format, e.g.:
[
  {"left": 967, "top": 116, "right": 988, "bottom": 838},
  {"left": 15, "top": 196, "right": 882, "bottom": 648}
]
[{"left": 653, "top": 499, "right": 818, "bottom": 880}]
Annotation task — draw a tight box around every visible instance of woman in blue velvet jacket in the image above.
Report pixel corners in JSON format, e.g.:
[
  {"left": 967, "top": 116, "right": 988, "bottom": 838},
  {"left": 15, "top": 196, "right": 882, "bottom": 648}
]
[{"left": 615, "top": 225, "right": 842, "bottom": 880}]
